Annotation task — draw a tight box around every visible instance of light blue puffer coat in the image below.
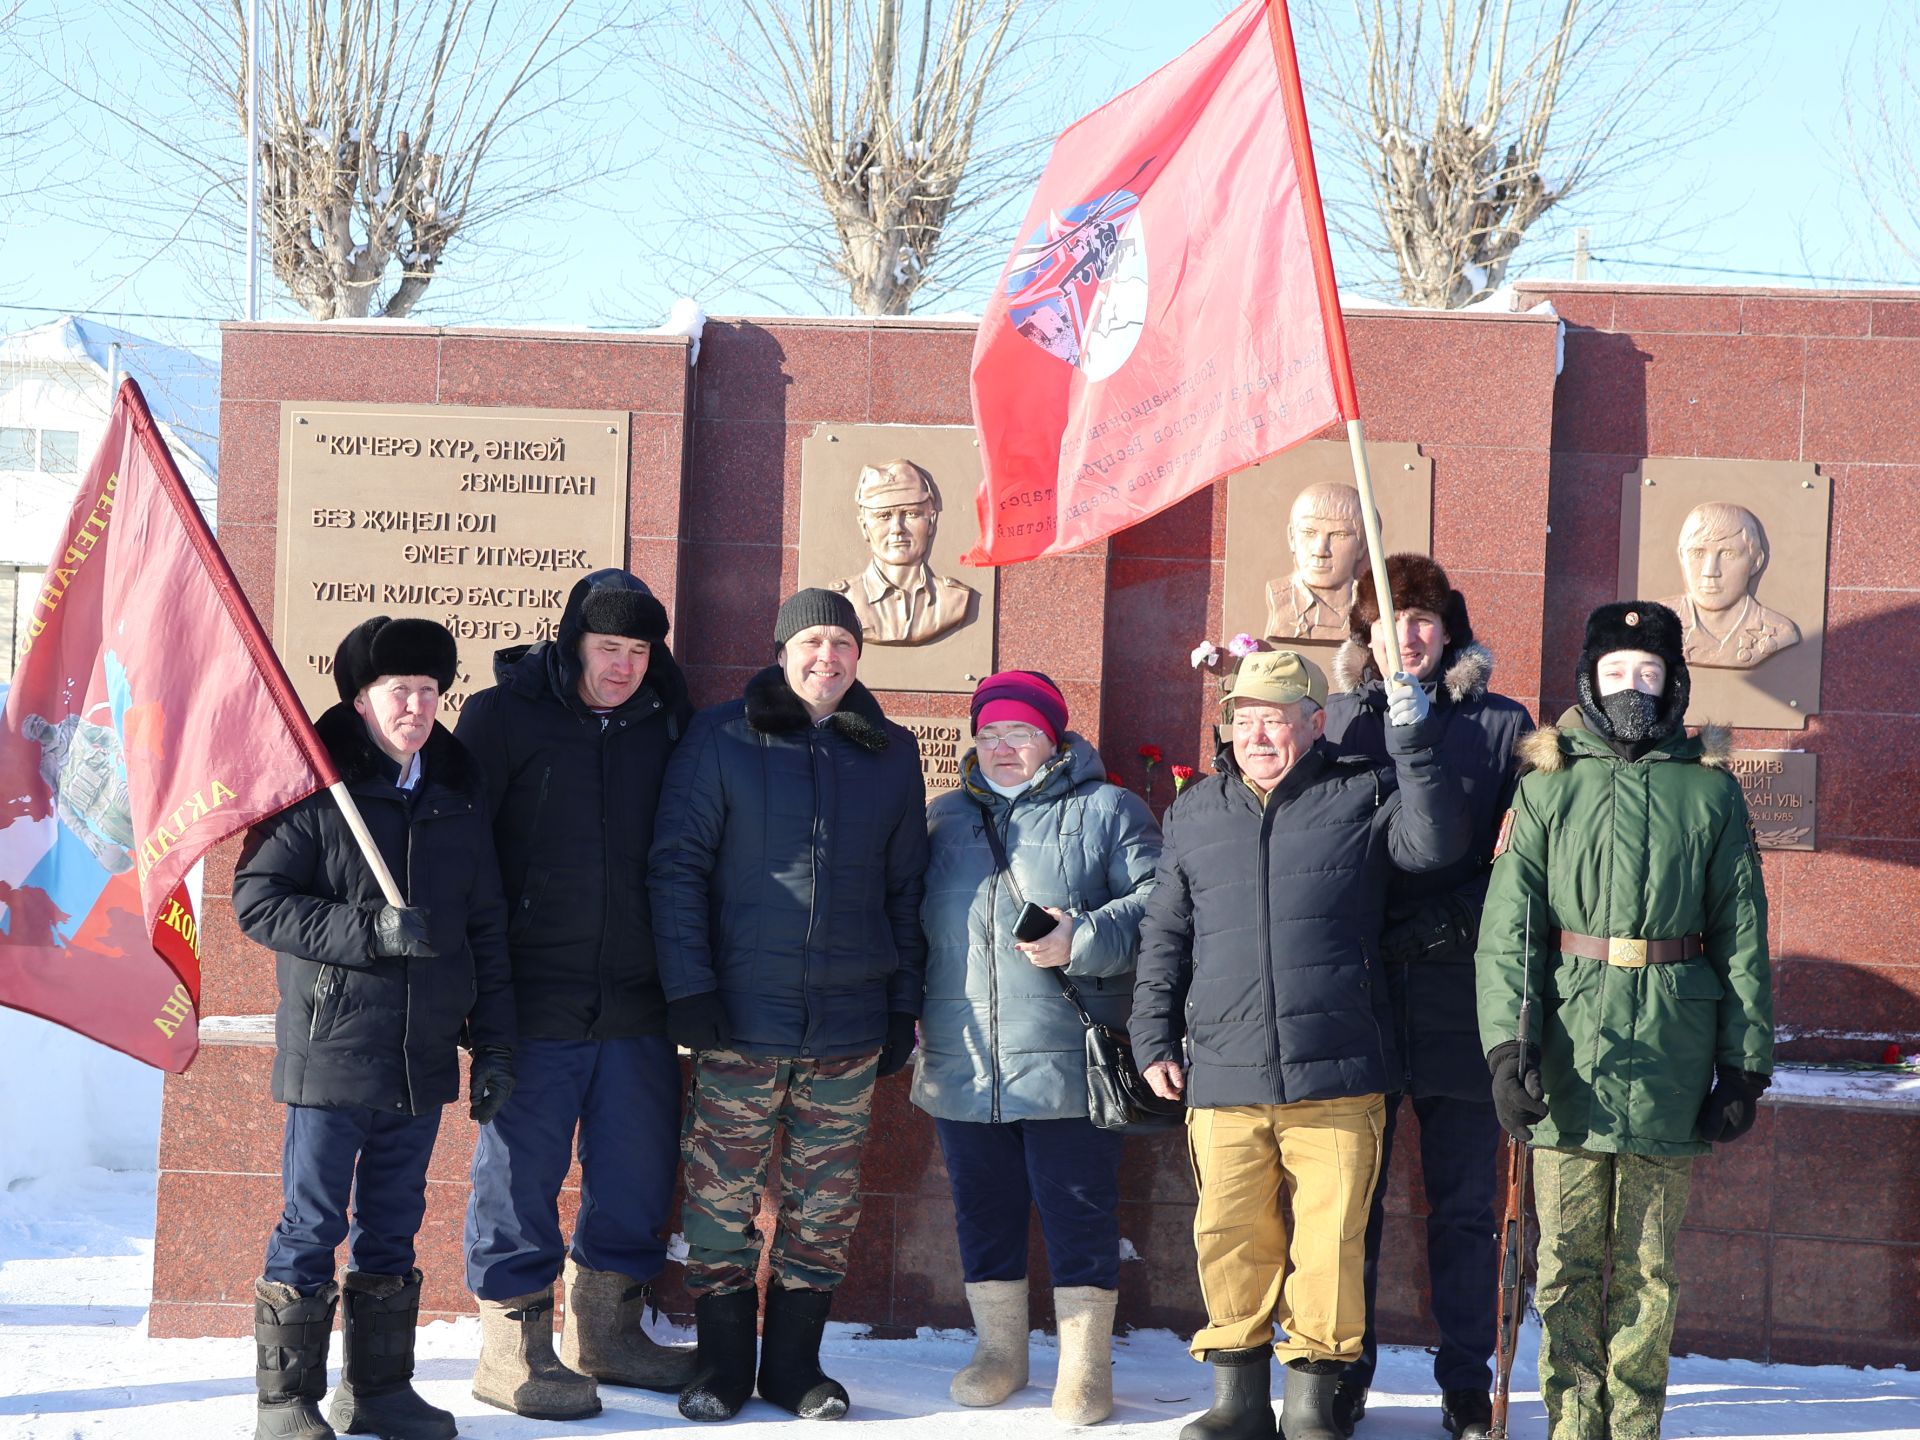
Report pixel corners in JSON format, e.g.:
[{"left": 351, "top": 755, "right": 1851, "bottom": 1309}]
[{"left": 911, "top": 735, "right": 1161, "bottom": 1124}]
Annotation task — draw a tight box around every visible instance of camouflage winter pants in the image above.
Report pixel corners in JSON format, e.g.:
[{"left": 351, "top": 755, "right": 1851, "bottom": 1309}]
[
  {"left": 680, "top": 1047, "right": 879, "bottom": 1297},
  {"left": 1533, "top": 1146, "right": 1695, "bottom": 1440}
]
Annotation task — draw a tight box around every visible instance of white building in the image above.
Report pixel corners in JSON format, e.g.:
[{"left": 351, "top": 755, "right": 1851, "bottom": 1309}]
[{"left": 0, "top": 316, "right": 218, "bottom": 681}]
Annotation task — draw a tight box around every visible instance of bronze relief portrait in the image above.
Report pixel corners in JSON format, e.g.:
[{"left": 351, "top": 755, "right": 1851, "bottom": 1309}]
[
  {"left": 830, "top": 460, "right": 979, "bottom": 646},
  {"left": 1263, "top": 481, "right": 1376, "bottom": 644},
  {"left": 1657, "top": 501, "right": 1801, "bottom": 669}
]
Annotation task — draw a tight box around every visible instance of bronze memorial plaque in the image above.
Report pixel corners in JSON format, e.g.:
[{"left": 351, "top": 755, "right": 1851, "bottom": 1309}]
[
  {"left": 275, "top": 402, "right": 630, "bottom": 719},
  {"left": 797, "top": 423, "right": 997, "bottom": 694},
  {"left": 906, "top": 715, "right": 972, "bottom": 796},
  {"left": 1618, "top": 459, "right": 1829, "bottom": 731},
  {"left": 1222, "top": 440, "right": 1433, "bottom": 656},
  {"left": 1730, "top": 749, "right": 1817, "bottom": 851}
]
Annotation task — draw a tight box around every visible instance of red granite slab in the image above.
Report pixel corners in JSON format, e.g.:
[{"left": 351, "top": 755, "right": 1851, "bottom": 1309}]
[
  {"left": 198, "top": 904, "right": 280, "bottom": 1018},
  {"left": 674, "top": 541, "right": 790, "bottom": 671},
  {"left": 694, "top": 323, "right": 873, "bottom": 427},
  {"left": 1773, "top": 956, "right": 1920, "bottom": 1038},
  {"left": 1111, "top": 482, "right": 1219, "bottom": 562},
  {"left": 628, "top": 410, "right": 690, "bottom": 541},
  {"left": 1774, "top": 845, "right": 1920, "bottom": 971},
  {"left": 1672, "top": 1226, "right": 1770, "bottom": 1359},
  {"left": 1806, "top": 712, "right": 1920, "bottom": 842},
  {"left": 1115, "top": 1132, "right": 1197, "bottom": 1206},
  {"left": 1516, "top": 284, "right": 1616, "bottom": 331},
  {"left": 1803, "top": 338, "right": 1920, "bottom": 465},
  {"left": 1612, "top": 292, "right": 1744, "bottom": 336},
  {"left": 1345, "top": 312, "right": 1560, "bottom": 451},
  {"left": 996, "top": 552, "right": 1109, "bottom": 682},
  {"left": 889, "top": 1186, "right": 967, "bottom": 1329},
  {"left": 870, "top": 327, "right": 978, "bottom": 428},
  {"left": 201, "top": 834, "right": 243, "bottom": 901},
  {"left": 1371, "top": 1211, "right": 1438, "bottom": 1349},
  {"left": 684, "top": 419, "right": 798, "bottom": 546},
  {"left": 1769, "top": 1236, "right": 1920, "bottom": 1368},
  {"left": 1113, "top": 1199, "right": 1204, "bottom": 1334},
  {"left": 1870, "top": 300, "right": 1920, "bottom": 339},
  {"left": 1741, "top": 296, "right": 1872, "bottom": 338},
  {"left": 1427, "top": 446, "right": 1552, "bottom": 577},
  {"left": 1685, "top": 1104, "right": 1774, "bottom": 1235},
  {"left": 215, "top": 400, "right": 286, "bottom": 526},
  {"left": 1771, "top": 1105, "right": 1920, "bottom": 1244},
  {"left": 221, "top": 327, "right": 441, "bottom": 405},
  {"left": 1828, "top": 463, "right": 1920, "bottom": 589},
  {"left": 218, "top": 521, "right": 281, "bottom": 635},
  {"left": 158, "top": 1046, "right": 281, "bottom": 1174},
  {"left": 435, "top": 334, "right": 690, "bottom": 414}
]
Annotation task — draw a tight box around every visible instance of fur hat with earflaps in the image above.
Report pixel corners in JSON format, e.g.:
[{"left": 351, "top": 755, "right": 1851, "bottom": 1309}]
[
  {"left": 1575, "top": 599, "right": 1690, "bottom": 745},
  {"left": 332, "top": 616, "right": 459, "bottom": 701},
  {"left": 1346, "top": 553, "right": 1474, "bottom": 652}
]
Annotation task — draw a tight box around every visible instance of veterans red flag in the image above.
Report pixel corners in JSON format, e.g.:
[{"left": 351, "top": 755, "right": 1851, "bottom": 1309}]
[
  {"left": 0, "top": 378, "right": 335, "bottom": 1072},
  {"left": 966, "top": 0, "right": 1356, "bottom": 564}
]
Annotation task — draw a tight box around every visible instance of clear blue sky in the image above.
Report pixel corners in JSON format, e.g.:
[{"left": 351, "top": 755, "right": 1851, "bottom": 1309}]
[{"left": 0, "top": 0, "right": 1904, "bottom": 360}]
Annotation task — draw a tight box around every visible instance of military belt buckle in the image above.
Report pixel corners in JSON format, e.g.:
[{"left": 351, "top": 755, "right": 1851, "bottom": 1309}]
[{"left": 1608, "top": 937, "right": 1648, "bottom": 968}]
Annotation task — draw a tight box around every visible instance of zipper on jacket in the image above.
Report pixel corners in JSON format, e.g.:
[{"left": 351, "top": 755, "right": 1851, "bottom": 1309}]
[
  {"left": 985, "top": 805, "right": 1017, "bottom": 1124},
  {"left": 596, "top": 725, "right": 613, "bottom": 1037},
  {"left": 802, "top": 730, "right": 823, "bottom": 1052},
  {"left": 308, "top": 968, "right": 331, "bottom": 1041},
  {"left": 401, "top": 806, "right": 418, "bottom": 1115},
  {"left": 1256, "top": 797, "right": 1282, "bottom": 1100}
]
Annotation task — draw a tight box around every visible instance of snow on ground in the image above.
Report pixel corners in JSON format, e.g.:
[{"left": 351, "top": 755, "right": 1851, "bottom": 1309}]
[{"left": 3, "top": 1169, "right": 1919, "bottom": 1439}]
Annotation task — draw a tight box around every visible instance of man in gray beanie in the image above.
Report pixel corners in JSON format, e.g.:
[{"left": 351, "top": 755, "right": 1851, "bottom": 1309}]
[{"left": 649, "top": 587, "right": 929, "bottom": 1423}]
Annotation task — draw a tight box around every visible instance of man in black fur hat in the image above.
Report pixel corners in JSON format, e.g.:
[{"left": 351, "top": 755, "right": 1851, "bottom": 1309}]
[
  {"left": 234, "top": 615, "right": 517, "bottom": 1440},
  {"left": 649, "top": 587, "right": 929, "bottom": 1424},
  {"left": 1323, "top": 555, "right": 1533, "bottom": 1440},
  {"left": 453, "top": 568, "right": 697, "bottom": 1420}
]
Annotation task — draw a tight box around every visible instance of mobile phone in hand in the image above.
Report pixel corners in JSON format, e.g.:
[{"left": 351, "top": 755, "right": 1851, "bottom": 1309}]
[{"left": 1014, "top": 902, "right": 1060, "bottom": 943}]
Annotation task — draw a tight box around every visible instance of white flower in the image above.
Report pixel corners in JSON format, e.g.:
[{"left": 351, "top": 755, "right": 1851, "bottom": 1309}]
[{"left": 1190, "top": 640, "right": 1220, "bottom": 669}]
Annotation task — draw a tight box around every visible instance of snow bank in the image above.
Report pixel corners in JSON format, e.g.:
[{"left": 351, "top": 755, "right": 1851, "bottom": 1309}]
[{"left": 0, "top": 1009, "right": 160, "bottom": 1190}]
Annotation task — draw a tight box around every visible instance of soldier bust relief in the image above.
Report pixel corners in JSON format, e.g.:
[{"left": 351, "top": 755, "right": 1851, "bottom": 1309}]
[
  {"left": 1658, "top": 501, "right": 1801, "bottom": 669},
  {"left": 1265, "top": 481, "right": 1374, "bottom": 643},
  {"left": 831, "top": 459, "right": 979, "bottom": 646}
]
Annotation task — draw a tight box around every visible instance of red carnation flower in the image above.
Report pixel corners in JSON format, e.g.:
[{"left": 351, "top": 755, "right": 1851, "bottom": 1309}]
[
  {"left": 1105, "top": 771, "right": 1126, "bottom": 787},
  {"left": 1139, "top": 744, "right": 1163, "bottom": 765},
  {"left": 1883, "top": 1042, "right": 1904, "bottom": 1066},
  {"left": 1170, "top": 763, "right": 1196, "bottom": 793}
]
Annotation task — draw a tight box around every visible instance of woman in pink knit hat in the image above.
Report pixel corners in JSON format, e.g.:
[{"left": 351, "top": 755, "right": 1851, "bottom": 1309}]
[{"left": 913, "top": 670, "right": 1162, "bottom": 1426}]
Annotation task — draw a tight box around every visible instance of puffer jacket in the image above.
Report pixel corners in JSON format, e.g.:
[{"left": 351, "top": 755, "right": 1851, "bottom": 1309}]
[
  {"left": 454, "top": 569, "right": 692, "bottom": 1039},
  {"left": 648, "top": 666, "right": 929, "bottom": 1058},
  {"left": 1324, "top": 641, "right": 1534, "bottom": 1099},
  {"left": 1476, "top": 711, "right": 1773, "bottom": 1157},
  {"left": 1131, "top": 718, "right": 1468, "bottom": 1109},
  {"left": 233, "top": 705, "right": 516, "bottom": 1114},
  {"left": 912, "top": 736, "right": 1161, "bottom": 1124}
]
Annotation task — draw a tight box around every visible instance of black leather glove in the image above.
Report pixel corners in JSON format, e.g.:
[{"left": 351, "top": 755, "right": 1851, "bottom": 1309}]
[
  {"left": 468, "top": 1045, "right": 516, "bottom": 1125},
  {"left": 1488, "top": 1040, "right": 1549, "bottom": 1141},
  {"left": 1697, "top": 1064, "right": 1770, "bottom": 1144},
  {"left": 372, "top": 904, "right": 434, "bottom": 958},
  {"left": 1380, "top": 895, "right": 1479, "bottom": 966},
  {"left": 667, "top": 992, "right": 730, "bottom": 1053},
  {"left": 876, "top": 1013, "right": 919, "bottom": 1079}
]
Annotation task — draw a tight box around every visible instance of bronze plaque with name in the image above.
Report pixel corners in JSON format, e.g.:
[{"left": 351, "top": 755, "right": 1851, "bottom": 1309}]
[
  {"left": 1729, "top": 749, "right": 1817, "bottom": 851},
  {"left": 275, "top": 402, "right": 629, "bottom": 719},
  {"left": 906, "top": 715, "right": 972, "bottom": 796}
]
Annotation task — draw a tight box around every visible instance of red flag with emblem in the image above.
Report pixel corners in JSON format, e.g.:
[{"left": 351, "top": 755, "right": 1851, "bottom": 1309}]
[
  {"left": 965, "top": 0, "right": 1358, "bottom": 565},
  {"left": 0, "top": 378, "right": 337, "bottom": 1072}
]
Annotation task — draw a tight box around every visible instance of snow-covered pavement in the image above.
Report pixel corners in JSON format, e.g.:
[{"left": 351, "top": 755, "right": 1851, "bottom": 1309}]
[{"left": 3, "top": 1167, "right": 1918, "bottom": 1439}]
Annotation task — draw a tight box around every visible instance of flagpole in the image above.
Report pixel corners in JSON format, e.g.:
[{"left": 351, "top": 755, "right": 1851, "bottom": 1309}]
[
  {"left": 117, "top": 378, "right": 406, "bottom": 909},
  {"left": 245, "top": 0, "right": 260, "bottom": 321},
  {"left": 1265, "top": 0, "right": 1400, "bottom": 667}
]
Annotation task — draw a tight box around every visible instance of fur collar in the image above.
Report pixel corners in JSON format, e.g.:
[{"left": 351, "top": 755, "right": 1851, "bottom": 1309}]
[
  {"left": 1517, "top": 717, "right": 1732, "bottom": 775},
  {"left": 743, "top": 665, "right": 891, "bottom": 752},
  {"left": 314, "top": 702, "right": 477, "bottom": 792},
  {"left": 1333, "top": 640, "right": 1495, "bottom": 705}
]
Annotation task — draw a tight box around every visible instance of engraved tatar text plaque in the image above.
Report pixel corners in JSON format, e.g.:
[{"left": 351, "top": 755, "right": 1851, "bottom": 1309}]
[
  {"left": 1730, "top": 750, "right": 1817, "bottom": 851},
  {"left": 275, "top": 403, "right": 629, "bottom": 719}
]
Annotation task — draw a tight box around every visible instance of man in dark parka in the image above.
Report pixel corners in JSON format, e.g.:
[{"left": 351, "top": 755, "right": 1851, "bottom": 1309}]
[
  {"left": 1132, "top": 649, "right": 1468, "bottom": 1440},
  {"left": 235, "top": 616, "right": 516, "bottom": 1440},
  {"left": 1322, "top": 555, "right": 1533, "bottom": 1440},
  {"left": 454, "top": 568, "right": 696, "bottom": 1420}
]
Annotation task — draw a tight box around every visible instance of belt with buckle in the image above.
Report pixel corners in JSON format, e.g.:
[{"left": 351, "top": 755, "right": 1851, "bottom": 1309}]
[{"left": 1552, "top": 930, "right": 1704, "bottom": 968}]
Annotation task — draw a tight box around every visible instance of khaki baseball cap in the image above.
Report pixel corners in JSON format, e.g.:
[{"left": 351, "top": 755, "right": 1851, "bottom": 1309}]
[{"left": 1221, "top": 650, "right": 1329, "bottom": 718}]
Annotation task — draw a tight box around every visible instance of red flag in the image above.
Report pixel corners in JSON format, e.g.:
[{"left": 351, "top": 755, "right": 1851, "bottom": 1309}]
[
  {"left": 0, "top": 378, "right": 336, "bottom": 1072},
  {"left": 966, "top": 0, "right": 1356, "bottom": 565}
]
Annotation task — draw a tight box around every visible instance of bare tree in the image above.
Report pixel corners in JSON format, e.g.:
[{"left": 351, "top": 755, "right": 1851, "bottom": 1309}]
[
  {"left": 1293, "top": 0, "right": 1756, "bottom": 308},
  {"left": 63, "top": 0, "right": 644, "bottom": 320},
  {"left": 1838, "top": 11, "right": 1920, "bottom": 274},
  {"left": 643, "top": 0, "right": 1075, "bottom": 316}
]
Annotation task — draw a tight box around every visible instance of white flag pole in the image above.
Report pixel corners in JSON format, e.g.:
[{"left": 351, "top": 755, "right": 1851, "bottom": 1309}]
[{"left": 245, "top": 0, "right": 260, "bottom": 321}]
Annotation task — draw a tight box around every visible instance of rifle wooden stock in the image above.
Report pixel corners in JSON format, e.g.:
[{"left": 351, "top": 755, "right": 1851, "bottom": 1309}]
[{"left": 1491, "top": 1130, "right": 1529, "bottom": 1438}]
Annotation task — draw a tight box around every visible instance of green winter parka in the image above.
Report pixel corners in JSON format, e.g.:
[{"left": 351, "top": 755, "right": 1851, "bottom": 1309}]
[{"left": 1475, "top": 710, "right": 1773, "bottom": 1157}]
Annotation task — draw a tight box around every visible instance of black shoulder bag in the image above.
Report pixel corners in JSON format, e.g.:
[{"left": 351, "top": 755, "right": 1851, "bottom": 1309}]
[{"left": 976, "top": 805, "right": 1183, "bottom": 1134}]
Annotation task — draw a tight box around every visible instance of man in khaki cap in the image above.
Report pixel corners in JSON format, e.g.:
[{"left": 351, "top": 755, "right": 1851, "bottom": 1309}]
[
  {"left": 831, "top": 459, "right": 978, "bottom": 645},
  {"left": 1131, "top": 650, "right": 1468, "bottom": 1440}
]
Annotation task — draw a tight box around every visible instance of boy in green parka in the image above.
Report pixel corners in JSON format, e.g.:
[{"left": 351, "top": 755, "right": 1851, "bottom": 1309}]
[{"left": 1475, "top": 600, "right": 1773, "bottom": 1440}]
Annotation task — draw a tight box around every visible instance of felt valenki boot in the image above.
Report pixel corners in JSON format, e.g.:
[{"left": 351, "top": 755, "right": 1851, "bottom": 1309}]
[
  {"left": 254, "top": 1278, "right": 339, "bottom": 1440},
  {"left": 1051, "top": 1286, "right": 1118, "bottom": 1425},
  {"left": 558, "top": 1257, "right": 698, "bottom": 1392},
  {"left": 757, "top": 1285, "right": 850, "bottom": 1420},
  {"left": 679, "top": 1287, "right": 761, "bottom": 1422},
  {"left": 327, "top": 1270, "right": 455, "bottom": 1440},
  {"left": 951, "top": 1279, "right": 1030, "bottom": 1406},
  {"left": 471, "top": 1287, "right": 601, "bottom": 1421},
  {"left": 1178, "top": 1346, "right": 1276, "bottom": 1440}
]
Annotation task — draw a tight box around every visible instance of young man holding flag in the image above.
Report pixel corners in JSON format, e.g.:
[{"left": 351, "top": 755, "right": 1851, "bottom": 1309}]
[{"left": 234, "top": 616, "right": 518, "bottom": 1440}]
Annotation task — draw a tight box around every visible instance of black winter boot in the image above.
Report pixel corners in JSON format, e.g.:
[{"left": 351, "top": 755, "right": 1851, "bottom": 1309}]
[
  {"left": 327, "top": 1270, "right": 455, "bottom": 1440},
  {"left": 255, "top": 1278, "right": 339, "bottom": 1440},
  {"left": 1280, "top": 1359, "right": 1344, "bottom": 1440},
  {"left": 679, "top": 1288, "right": 761, "bottom": 1422},
  {"left": 757, "top": 1286, "right": 850, "bottom": 1420},
  {"left": 1440, "top": 1388, "right": 1493, "bottom": 1438},
  {"left": 1178, "top": 1346, "right": 1276, "bottom": 1440},
  {"left": 1331, "top": 1380, "right": 1368, "bottom": 1436}
]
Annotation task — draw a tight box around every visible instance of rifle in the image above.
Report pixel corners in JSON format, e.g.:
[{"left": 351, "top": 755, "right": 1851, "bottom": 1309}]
[{"left": 1491, "top": 903, "right": 1535, "bottom": 1440}]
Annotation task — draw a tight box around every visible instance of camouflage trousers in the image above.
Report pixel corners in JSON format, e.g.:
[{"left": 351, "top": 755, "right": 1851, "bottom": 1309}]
[
  {"left": 680, "top": 1047, "right": 879, "bottom": 1297},
  {"left": 1533, "top": 1146, "right": 1695, "bottom": 1440}
]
